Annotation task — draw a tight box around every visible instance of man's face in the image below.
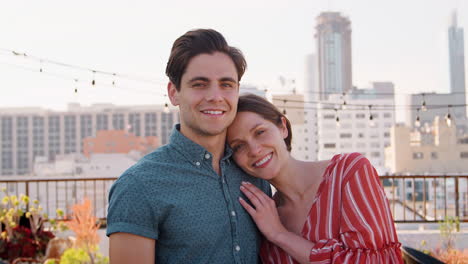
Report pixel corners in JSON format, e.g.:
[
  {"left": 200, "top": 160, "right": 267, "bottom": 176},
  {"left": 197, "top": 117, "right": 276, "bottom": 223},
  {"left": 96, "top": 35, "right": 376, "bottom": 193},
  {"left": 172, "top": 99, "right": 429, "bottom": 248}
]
[{"left": 168, "top": 52, "right": 239, "bottom": 139}]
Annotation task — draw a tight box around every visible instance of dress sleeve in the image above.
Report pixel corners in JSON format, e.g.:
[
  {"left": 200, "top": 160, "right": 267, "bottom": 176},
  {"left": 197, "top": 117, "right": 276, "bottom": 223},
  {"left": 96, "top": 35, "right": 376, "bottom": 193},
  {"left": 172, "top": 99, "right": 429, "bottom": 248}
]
[{"left": 309, "top": 154, "right": 403, "bottom": 263}]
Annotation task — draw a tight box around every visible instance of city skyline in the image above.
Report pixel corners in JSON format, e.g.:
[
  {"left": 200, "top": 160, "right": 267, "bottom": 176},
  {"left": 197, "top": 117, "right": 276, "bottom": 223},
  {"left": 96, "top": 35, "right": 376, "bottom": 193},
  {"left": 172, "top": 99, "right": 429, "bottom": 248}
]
[{"left": 1, "top": 0, "right": 467, "bottom": 110}]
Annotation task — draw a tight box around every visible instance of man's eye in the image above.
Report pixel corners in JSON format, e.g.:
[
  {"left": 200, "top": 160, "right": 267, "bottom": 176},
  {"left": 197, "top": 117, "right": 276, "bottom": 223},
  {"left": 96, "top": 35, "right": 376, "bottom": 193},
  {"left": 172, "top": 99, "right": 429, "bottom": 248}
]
[
  {"left": 221, "top": 82, "right": 235, "bottom": 88},
  {"left": 192, "top": 83, "right": 206, "bottom": 88}
]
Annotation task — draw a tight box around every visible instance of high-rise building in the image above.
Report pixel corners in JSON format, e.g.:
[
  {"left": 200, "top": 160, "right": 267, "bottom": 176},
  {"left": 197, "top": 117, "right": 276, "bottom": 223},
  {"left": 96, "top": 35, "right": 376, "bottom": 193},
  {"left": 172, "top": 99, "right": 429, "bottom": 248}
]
[
  {"left": 0, "top": 103, "right": 178, "bottom": 176},
  {"left": 448, "top": 10, "right": 466, "bottom": 97},
  {"left": 315, "top": 12, "right": 352, "bottom": 100}
]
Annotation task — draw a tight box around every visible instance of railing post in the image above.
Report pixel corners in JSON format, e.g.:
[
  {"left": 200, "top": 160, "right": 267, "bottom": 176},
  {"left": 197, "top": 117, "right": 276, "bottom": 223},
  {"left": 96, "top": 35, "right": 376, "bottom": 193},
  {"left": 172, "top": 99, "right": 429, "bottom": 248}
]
[
  {"left": 25, "top": 181, "right": 29, "bottom": 211},
  {"left": 455, "top": 176, "right": 460, "bottom": 231}
]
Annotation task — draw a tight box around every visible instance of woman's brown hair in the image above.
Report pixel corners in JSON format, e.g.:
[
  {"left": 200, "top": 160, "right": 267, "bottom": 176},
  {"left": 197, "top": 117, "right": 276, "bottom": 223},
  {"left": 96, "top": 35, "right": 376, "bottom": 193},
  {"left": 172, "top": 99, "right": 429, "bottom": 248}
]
[{"left": 237, "top": 93, "right": 292, "bottom": 152}]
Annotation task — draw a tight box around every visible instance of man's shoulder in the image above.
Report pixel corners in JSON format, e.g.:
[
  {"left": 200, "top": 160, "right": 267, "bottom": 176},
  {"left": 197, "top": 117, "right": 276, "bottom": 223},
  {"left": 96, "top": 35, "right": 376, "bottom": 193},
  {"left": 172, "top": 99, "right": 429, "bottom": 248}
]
[{"left": 115, "top": 144, "right": 180, "bottom": 183}]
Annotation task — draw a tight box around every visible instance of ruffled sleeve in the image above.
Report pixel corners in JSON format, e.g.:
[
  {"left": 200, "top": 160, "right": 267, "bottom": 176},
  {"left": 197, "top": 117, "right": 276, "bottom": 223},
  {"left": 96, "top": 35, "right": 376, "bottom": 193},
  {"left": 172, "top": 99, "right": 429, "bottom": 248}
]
[{"left": 309, "top": 154, "right": 403, "bottom": 263}]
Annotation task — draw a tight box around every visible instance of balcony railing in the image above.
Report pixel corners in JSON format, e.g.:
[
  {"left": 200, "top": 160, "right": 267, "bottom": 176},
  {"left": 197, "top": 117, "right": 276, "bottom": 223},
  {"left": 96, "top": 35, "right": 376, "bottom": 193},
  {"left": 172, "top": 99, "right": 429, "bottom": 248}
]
[
  {"left": 380, "top": 175, "right": 468, "bottom": 223},
  {"left": 0, "top": 175, "right": 466, "bottom": 223}
]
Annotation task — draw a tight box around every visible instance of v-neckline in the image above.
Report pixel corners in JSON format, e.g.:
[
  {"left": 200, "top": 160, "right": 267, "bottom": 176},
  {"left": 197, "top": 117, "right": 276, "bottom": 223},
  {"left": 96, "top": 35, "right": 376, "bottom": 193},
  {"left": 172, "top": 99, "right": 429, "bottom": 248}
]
[{"left": 299, "top": 154, "right": 340, "bottom": 237}]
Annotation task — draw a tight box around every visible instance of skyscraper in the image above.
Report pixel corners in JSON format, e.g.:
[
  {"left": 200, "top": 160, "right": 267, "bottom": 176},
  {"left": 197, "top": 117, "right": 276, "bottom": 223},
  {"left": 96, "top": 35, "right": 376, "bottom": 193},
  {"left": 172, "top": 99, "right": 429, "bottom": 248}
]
[
  {"left": 315, "top": 12, "right": 352, "bottom": 100},
  {"left": 448, "top": 10, "right": 466, "bottom": 97}
]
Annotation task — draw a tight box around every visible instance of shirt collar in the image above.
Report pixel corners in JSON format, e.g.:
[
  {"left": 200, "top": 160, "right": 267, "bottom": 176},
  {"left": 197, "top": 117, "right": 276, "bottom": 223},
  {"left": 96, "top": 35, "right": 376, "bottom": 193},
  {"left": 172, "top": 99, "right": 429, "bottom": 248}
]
[{"left": 169, "top": 124, "right": 233, "bottom": 164}]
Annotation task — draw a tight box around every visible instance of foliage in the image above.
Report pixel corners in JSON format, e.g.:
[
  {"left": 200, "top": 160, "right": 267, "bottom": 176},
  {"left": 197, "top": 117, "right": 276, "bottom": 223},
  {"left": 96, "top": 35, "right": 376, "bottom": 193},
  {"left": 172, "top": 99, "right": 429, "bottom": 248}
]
[
  {"left": 428, "top": 216, "right": 467, "bottom": 264},
  {"left": 431, "top": 248, "right": 468, "bottom": 264},
  {"left": 438, "top": 216, "right": 460, "bottom": 250},
  {"left": 0, "top": 188, "right": 66, "bottom": 262},
  {"left": 60, "top": 247, "right": 108, "bottom": 264},
  {"left": 65, "top": 198, "right": 108, "bottom": 264}
]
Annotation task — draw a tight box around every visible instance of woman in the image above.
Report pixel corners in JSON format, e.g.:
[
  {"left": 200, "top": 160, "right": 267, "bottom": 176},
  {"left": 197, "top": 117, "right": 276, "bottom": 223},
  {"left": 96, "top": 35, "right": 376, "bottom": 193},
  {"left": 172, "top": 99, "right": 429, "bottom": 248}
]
[{"left": 227, "top": 94, "right": 403, "bottom": 264}]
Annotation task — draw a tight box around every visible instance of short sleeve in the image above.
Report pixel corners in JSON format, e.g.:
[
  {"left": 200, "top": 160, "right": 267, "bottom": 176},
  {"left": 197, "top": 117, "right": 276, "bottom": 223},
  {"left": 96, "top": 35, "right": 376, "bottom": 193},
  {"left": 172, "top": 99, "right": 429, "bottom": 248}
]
[
  {"left": 309, "top": 154, "right": 403, "bottom": 263},
  {"left": 106, "top": 173, "right": 162, "bottom": 240}
]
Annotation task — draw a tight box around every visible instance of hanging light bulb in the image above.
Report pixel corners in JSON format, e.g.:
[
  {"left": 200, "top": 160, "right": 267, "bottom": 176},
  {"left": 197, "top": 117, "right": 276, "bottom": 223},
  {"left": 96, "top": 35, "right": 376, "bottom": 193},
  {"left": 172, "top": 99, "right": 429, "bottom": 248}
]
[
  {"left": 334, "top": 108, "right": 340, "bottom": 127},
  {"left": 445, "top": 105, "right": 452, "bottom": 127},
  {"left": 341, "top": 92, "right": 347, "bottom": 110},
  {"left": 74, "top": 79, "right": 78, "bottom": 94},
  {"left": 112, "top": 73, "right": 116, "bottom": 86},
  {"left": 91, "top": 70, "right": 96, "bottom": 86},
  {"left": 368, "top": 105, "right": 375, "bottom": 127},
  {"left": 421, "top": 93, "right": 427, "bottom": 112},
  {"left": 415, "top": 108, "right": 421, "bottom": 127},
  {"left": 39, "top": 60, "right": 43, "bottom": 73},
  {"left": 164, "top": 102, "right": 170, "bottom": 114}
]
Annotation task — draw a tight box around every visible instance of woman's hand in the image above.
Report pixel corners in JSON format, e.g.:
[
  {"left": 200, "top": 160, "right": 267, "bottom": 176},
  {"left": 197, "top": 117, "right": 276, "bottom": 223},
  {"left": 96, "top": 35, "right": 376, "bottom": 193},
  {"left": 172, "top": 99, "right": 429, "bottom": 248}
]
[{"left": 239, "top": 181, "right": 288, "bottom": 243}]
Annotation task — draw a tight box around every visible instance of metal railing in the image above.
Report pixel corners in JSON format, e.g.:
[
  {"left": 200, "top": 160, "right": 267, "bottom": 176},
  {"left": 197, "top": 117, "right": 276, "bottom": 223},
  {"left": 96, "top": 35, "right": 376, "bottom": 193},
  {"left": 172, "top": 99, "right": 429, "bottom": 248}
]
[
  {"left": 0, "top": 175, "right": 466, "bottom": 223},
  {"left": 380, "top": 175, "right": 468, "bottom": 223},
  {"left": 0, "top": 176, "right": 117, "bottom": 220}
]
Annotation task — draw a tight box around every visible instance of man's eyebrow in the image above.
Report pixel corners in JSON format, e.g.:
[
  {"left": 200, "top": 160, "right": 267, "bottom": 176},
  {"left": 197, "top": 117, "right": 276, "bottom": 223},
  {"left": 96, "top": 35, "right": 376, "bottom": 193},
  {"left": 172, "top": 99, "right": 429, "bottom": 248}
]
[
  {"left": 187, "top": 77, "right": 209, "bottom": 83},
  {"left": 219, "top": 77, "right": 237, "bottom": 83}
]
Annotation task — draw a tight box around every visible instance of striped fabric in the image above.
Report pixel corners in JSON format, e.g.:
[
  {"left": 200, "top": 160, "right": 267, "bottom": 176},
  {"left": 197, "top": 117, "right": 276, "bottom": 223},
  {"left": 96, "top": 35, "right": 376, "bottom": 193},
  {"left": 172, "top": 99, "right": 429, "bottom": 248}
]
[{"left": 260, "top": 153, "right": 403, "bottom": 264}]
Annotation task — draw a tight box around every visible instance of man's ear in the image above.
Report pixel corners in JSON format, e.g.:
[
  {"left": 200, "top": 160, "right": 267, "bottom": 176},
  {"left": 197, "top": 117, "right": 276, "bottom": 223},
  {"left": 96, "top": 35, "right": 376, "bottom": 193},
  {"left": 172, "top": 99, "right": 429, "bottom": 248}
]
[
  {"left": 280, "top": 116, "right": 289, "bottom": 139},
  {"left": 167, "top": 82, "right": 179, "bottom": 106}
]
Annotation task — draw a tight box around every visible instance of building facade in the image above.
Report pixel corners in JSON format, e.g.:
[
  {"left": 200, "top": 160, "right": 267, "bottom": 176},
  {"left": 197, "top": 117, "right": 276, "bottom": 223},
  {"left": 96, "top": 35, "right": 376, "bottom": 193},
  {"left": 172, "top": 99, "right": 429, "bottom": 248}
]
[
  {"left": 315, "top": 12, "right": 353, "bottom": 100},
  {"left": 448, "top": 10, "right": 466, "bottom": 97},
  {"left": 317, "top": 83, "right": 396, "bottom": 174},
  {"left": 0, "top": 103, "right": 178, "bottom": 176}
]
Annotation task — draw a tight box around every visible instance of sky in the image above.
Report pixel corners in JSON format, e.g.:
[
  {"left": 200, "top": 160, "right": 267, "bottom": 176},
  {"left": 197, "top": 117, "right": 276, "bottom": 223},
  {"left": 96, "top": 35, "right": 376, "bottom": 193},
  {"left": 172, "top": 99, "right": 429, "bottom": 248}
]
[{"left": 0, "top": 0, "right": 467, "bottom": 110}]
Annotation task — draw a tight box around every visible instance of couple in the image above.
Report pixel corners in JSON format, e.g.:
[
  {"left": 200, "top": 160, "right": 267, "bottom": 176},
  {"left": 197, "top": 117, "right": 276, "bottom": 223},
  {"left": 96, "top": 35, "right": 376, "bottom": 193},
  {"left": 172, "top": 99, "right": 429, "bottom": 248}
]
[{"left": 107, "top": 29, "right": 403, "bottom": 263}]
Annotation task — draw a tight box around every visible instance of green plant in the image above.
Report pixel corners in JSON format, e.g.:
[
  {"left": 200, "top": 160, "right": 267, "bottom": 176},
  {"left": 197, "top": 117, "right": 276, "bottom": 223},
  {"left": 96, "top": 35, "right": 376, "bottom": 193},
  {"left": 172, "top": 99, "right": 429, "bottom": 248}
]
[{"left": 438, "top": 216, "right": 459, "bottom": 250}]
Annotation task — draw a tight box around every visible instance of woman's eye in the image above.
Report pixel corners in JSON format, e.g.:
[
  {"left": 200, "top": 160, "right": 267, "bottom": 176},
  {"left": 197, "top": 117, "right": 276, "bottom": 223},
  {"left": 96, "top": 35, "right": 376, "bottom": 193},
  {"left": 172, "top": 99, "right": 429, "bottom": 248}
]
[
  {"left": 256, "top": 130, "right": 265, "bottom": 136},
  {"left": 232, "top": 144, "right": 245, "bottom": 152}
]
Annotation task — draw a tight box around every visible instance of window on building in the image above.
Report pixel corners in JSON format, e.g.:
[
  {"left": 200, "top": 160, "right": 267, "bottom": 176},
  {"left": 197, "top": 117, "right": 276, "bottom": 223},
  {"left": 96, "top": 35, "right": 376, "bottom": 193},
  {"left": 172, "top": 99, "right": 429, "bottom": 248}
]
[
  {"left": 371, "top": 152, "right": 380, "bottom": 158},
  {"left": 356, "top": 123, "right": 366, "bottom": 128},
  {"left": 460, "top": 152, "right": 468, "bottom": 159},
  {"left": 431, "top": 152, "right": 438, "bottom": 159},
  {"left": 356, "top": 142, "right": 366, "bottom": 148},
  {"left": 413, "top": 152, "right": 424, "bottom": 159},
  {"left": 323, "top": 114, "right": 335, "bottom": 119},
  {"left": 384, "top": 132, "right": 390, "bottom": 138},
  {"left": 384, "top": 113, "right": 392, "bottom": 118},
  {"left": 356, "top": 113, "right": 365, "bottom": 119},
  {"left": 370, "top": 142, "right": 380, "bottom": 148},
  {"left": 339, "top": 133, "right": 352, "bottom": 138},
  {"left": 323, "top": 143, "right": 336, "bottom": 149}
]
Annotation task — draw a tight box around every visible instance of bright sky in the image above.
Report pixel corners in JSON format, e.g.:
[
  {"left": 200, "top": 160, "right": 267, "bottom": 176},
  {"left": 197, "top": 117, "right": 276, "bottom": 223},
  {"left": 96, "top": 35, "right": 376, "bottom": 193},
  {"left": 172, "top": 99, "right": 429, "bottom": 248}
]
[{"left": 0, "top": 0, "right": 467, "bottom": 110}]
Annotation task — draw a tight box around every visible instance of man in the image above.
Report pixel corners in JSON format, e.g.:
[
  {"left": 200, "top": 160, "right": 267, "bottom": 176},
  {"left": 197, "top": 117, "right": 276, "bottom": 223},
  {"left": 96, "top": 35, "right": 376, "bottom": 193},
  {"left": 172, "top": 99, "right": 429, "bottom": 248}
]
[{"left": 107, "top": 29, "right": 271, "bottom": 263}]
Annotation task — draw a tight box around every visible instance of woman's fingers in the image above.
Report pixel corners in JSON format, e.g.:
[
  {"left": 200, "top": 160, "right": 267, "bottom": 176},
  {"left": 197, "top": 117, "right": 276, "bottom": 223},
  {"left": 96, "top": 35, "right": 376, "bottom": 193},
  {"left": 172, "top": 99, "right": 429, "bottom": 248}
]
[
  {"left": 238, "top": 197, "right": 256, "bottom": 216},
  {"left": 241, "top": 181, "right": 270, "bottom": 205},
  {"left": 240, "top": 185, "right": 263, "bottom": 208}
]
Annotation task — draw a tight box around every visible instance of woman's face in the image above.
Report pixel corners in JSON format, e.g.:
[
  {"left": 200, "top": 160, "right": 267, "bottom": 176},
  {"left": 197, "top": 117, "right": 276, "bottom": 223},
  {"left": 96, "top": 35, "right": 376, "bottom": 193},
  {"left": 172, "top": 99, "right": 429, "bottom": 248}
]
[{"left": 227, "top": 111, "right": 289, "bottom": 180}]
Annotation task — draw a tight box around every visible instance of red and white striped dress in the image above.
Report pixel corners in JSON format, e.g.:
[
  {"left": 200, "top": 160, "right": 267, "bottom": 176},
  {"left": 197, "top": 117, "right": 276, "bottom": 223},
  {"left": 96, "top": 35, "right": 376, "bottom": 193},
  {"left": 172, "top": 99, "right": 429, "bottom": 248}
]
[{"left": 260, "top": 153, "right": 403, "bottom": 264}]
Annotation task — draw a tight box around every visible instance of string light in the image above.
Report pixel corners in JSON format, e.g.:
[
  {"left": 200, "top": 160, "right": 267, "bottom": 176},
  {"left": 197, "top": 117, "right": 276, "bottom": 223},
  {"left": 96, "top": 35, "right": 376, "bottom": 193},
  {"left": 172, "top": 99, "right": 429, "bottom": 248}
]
[
  {"left": 446, "top": 105, "right": 452, "bottom": 127},
  {"left": 368, "top": 105, "right": 375, "bottom": 127},
  {"left": 74, "top": 79, "right": 78, "bottom": 94},
  {"left": 341, "top": 92, "right": 347, "bottom": 110},
  {"left": 39, "top": 60, "right": 43, "bottom": 73},
  {"left": 112, "top": 73, "right": 116, "bottom": 86},
  {"left": 164, "top": 103, "right": 170, "bottom": 114},
  {"left": 421, "top": 93, "right": 427, "bottom": 112},
  {"left": 91, "top": 70, "right": 96, "bottom": 86},
  {"left": 415, "top": 108, "right": 421, "bottom": 127},
  {"left": 334, "top": 108, "right": 340, "bottom": 127}
]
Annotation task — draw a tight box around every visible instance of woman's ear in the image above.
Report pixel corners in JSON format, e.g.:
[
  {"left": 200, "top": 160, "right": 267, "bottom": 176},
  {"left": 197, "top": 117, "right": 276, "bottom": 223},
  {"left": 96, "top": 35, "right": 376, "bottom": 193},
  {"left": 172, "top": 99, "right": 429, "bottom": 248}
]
[{"left": 280, "top": 116, "right": 289, "bottom": 139}]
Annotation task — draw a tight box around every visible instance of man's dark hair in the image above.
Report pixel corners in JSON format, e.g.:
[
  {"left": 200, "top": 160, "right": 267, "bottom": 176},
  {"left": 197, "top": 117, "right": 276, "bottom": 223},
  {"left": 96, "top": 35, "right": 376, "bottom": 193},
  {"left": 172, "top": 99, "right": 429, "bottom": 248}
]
[
  {"left": 237, "top": 93, "right": 293, "bottom": 152},
  {"left": 165, "top": 29, "right": 247, "bottom": 91}
]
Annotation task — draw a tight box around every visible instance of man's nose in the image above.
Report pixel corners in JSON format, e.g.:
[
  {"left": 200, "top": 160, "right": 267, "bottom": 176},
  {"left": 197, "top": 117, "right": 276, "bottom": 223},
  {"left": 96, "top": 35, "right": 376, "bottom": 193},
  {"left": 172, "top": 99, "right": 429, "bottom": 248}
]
[{"left": 205, "top": 84, "right": 223, "bottom": 102}]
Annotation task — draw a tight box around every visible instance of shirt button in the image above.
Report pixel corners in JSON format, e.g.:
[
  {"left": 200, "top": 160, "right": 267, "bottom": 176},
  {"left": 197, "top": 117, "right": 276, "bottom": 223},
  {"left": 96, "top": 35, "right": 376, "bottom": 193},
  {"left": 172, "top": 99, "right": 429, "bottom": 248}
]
[
  {"left": 235, "top": 245, "right": 240, "bottom": 251},
  {"left": 205, "top": 153, "right": 210, "bottom": 159},
  {"left": 222, "top": 178, "right": 225, "bottom": 183},
  {"left": 195, "top": 161, "right": 201, "bottom": 166},
  {"left": 231, "top": 211, "right": 236, "bottom": 217}
]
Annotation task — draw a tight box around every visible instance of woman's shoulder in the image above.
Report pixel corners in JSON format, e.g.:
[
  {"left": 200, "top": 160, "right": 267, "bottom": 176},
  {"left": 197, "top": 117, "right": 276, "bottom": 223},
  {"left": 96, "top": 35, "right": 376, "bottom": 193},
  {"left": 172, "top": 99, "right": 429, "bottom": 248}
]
[{"left": 325, "top": 152, "right": 374, "bottom": 182}]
